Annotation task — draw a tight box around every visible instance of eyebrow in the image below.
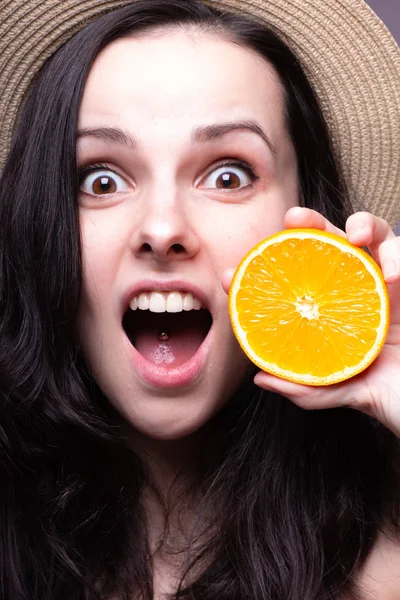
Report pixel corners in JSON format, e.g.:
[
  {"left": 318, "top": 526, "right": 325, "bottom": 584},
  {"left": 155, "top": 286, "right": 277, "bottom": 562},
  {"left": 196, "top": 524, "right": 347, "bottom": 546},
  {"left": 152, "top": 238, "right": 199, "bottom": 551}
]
[
  {"left": 191, "top": 121, "right": 276, "bottom": 155},
  {"left": 76, "top": 120, "right": 276, "bottom": 155},
  {"left": 77, "top": 127, "right": 136, "bottom": 148}
]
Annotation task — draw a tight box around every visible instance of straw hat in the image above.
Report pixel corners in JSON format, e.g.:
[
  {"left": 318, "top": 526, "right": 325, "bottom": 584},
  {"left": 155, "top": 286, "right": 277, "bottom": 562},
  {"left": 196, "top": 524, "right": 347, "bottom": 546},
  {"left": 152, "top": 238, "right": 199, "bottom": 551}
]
[{"left": 1, "top": 0, "right": 400, "bottom": 226}]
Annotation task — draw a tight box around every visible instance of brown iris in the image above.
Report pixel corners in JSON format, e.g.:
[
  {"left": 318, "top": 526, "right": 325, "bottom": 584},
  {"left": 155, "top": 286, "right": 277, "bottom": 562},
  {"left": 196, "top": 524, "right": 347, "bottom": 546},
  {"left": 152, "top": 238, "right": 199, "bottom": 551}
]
[
  {"left": 216, "top": 171, "right": 241, "bottom": 189},
  {"left": 91, "top": 175, "right": 117, "bottom": 194}
]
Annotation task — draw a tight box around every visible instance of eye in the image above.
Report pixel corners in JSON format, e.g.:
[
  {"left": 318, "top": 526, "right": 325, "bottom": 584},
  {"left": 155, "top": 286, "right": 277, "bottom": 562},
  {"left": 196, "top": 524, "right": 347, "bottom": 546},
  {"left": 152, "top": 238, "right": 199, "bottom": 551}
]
[
  {"left": 199, "top": 162, "right": 257, "bottom": 191},
  {"left": 80, "top": 168, "right": 130, "bottom": 196}
]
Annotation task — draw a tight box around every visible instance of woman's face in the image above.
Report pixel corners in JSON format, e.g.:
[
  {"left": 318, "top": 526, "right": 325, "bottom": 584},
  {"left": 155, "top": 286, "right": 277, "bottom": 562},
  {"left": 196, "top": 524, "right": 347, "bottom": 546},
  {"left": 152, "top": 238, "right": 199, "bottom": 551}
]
[{"left": 77, "top": 29, "right": 299, "bottom": 440}]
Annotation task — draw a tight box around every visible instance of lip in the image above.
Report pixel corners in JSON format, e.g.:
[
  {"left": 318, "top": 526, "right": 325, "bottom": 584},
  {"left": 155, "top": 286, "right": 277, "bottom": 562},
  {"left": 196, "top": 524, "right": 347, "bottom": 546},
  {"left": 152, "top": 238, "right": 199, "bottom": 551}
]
[
  {"left": 122, "top": 279, "right": 212, "bottom": 313},
  {"left": 122, "top": 278, "right": 214, "bottom": 389},
  {"left": 124, "top": 326, "right": 213, "bottom": 389}
]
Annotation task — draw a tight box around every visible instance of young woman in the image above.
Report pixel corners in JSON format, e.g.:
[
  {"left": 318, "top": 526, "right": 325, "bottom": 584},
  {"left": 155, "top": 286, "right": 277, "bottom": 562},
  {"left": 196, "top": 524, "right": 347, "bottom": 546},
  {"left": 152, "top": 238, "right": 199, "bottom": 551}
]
[{"left": 1, "top": 1, "right": 400, "bottom": 598}]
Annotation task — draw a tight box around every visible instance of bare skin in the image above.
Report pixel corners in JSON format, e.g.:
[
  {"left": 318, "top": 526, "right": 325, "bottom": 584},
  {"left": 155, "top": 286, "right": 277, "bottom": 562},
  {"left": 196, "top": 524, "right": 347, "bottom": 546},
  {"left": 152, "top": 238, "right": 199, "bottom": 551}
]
[{"left": 356, "top": 532, "right": 400, "bottom": 600}]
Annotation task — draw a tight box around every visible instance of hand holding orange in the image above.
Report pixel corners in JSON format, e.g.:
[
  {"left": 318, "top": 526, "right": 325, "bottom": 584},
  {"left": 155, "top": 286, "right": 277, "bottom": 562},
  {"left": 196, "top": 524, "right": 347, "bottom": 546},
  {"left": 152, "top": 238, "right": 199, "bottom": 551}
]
[{"left": 226, "top": 207, "right": 400, "bottom": 439}]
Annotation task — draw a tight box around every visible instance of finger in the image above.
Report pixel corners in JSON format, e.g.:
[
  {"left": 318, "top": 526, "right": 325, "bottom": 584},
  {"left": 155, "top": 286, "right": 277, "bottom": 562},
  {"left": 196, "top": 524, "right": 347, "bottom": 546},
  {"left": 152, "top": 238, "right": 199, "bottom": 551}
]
[
  {"left": 221, "top": 268, "right": 235, "bottom": 294},
  {"left": 346, "top": 212, "right": 395, "bottom": 251},
  {"left": 253, "top": 371, "right": 331, "bottom": 409},
  {"left": 378, "top": 236, "right": 400, "bottom": 284},
  {"left": 253, "top": 370, "right": 358, "bottom": 412},
  {"left": 284, "top": 207, "right": 345, "bottom": 237},
  {"left": 255, "top": 369, "right": 400, "bottom": 439}
]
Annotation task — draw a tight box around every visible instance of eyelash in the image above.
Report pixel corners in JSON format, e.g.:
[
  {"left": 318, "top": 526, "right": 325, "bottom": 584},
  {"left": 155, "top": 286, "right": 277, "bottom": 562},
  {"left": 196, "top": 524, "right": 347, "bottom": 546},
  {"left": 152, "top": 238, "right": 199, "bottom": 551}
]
[
  {"left": 209, "top": 159, "right": 259, "bottom": 183},
  {"left": 78, "top": 163, "right": 116, "bottom": 181}
]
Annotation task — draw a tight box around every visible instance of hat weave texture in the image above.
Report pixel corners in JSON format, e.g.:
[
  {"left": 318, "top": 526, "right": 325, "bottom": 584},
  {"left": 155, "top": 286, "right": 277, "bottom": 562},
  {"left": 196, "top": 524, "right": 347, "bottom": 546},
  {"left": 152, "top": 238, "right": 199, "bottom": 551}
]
[{"left": 1, "top": 0, "right": 400, "bottom": 226}]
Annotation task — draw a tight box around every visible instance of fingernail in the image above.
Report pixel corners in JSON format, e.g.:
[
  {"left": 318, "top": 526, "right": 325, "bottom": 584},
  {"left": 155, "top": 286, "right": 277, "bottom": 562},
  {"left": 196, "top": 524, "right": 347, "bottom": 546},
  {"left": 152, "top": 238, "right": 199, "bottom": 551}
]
[
  {"left": 383, "top": 259, "right": 398, "bottom": 281},
  {"left": 348, "top": 224, "right": 367, "bottom": 238}
]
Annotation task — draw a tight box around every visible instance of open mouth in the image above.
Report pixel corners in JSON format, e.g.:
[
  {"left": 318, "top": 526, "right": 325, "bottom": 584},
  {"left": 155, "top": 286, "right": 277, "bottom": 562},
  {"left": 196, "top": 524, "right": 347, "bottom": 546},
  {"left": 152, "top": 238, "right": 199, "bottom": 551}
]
[{"left": 123, "top": 291, "right": 213, "bottom": 368}]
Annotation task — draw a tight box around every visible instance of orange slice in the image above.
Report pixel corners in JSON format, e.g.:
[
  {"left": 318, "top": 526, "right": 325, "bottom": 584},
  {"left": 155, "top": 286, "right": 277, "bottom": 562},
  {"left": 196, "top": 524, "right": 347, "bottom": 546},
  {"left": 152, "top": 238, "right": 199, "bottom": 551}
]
[{"left": 228, "top": 229, "right": 390, "bottom": 386}]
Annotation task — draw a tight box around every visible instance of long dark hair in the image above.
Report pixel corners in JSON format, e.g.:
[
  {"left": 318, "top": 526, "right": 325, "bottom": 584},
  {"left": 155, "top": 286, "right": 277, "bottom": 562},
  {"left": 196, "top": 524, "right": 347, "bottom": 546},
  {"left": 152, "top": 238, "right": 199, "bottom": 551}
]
[{"left": 0, "top": 1, "right": 399, "bottom": 598}]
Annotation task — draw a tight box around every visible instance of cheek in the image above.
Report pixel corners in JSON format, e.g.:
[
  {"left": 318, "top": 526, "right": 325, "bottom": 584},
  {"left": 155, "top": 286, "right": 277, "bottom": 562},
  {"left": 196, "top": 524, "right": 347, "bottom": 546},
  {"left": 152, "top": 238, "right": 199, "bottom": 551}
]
[
  {"left": 79, "top": 210, "right": 126, "bottom": 301},
  {"left": 199, "top": 202, "right": 290, "bottom": 272},
  {"left": 77, "top": 224, "right": 120, "bottom": 355}
]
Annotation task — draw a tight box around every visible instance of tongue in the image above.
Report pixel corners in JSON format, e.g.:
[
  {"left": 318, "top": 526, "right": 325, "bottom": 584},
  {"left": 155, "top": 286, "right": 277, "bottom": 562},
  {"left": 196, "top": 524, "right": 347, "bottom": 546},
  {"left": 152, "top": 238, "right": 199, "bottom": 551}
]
[{"left": 131, "top": 311, "right": 211, "bottom": 367}]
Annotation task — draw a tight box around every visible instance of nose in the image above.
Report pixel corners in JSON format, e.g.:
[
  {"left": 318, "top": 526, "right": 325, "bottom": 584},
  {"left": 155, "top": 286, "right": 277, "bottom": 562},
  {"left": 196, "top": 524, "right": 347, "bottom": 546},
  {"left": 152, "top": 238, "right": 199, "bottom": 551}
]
[{"left": 131, "top": 186, "right": 200, "bottom": 261}]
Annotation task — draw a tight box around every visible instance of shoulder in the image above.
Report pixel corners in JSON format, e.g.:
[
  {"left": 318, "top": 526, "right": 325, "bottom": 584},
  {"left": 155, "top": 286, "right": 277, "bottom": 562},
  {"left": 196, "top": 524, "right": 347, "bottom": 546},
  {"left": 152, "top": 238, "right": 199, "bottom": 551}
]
[{"left": 355, "top": 530, "right": 400, "bottom": 600}]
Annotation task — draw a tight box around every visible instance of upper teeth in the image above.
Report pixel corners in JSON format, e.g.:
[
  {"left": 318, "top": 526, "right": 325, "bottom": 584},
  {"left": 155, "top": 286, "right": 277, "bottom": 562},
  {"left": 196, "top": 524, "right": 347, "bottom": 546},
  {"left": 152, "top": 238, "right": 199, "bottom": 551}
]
[{"left": 130, "top": 291, "right": 203, "bottom": 313}]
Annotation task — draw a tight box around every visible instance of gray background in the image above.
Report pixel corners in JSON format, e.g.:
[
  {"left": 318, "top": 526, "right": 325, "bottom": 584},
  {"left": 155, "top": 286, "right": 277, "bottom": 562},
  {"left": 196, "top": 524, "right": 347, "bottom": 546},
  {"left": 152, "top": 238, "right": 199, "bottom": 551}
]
[
  {"left": 366, "top": 0, "right": 400, "bottom": 42},
  {"left": 366, "top": 0, "right": 399, "bottom": 233}
]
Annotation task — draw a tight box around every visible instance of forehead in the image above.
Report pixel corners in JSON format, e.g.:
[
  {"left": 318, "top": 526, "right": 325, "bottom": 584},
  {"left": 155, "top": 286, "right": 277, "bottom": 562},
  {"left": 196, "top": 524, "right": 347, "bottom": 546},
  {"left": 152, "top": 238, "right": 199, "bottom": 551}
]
[{"left": 78, "top": 28, "right": 287, "bottom": 141}]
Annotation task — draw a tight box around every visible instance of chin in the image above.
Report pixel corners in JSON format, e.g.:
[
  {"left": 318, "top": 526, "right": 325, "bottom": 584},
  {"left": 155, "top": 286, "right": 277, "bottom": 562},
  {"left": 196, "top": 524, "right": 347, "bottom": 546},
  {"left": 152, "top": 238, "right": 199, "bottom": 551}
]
[{"left": 111, "top": 388, "right": 232, "bottom": 442}]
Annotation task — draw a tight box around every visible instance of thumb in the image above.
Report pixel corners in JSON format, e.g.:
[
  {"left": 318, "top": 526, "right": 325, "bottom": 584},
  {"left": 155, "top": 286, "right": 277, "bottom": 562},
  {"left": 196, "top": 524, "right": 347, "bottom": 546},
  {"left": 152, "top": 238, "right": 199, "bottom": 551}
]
[{"left": 221, "top": 268, "right": 236, "bottom": 295}]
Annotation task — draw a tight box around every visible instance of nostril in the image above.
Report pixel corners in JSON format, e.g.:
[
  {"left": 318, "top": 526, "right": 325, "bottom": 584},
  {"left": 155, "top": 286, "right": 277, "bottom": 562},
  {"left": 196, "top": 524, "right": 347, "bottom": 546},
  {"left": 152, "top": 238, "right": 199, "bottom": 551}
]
[
  {"left": 172, "top": 244, "right": 185, "bottom": 254},
  {"left": 139, "top": 242, "right": 186, "bottom": 255}
]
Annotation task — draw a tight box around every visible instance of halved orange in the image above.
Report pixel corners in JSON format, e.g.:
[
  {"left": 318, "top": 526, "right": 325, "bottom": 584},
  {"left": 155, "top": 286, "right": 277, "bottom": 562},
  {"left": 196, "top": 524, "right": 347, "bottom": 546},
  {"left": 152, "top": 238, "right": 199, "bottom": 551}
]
[{"left": 228, "top": 229, "right": 390, "bottom": 386}]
